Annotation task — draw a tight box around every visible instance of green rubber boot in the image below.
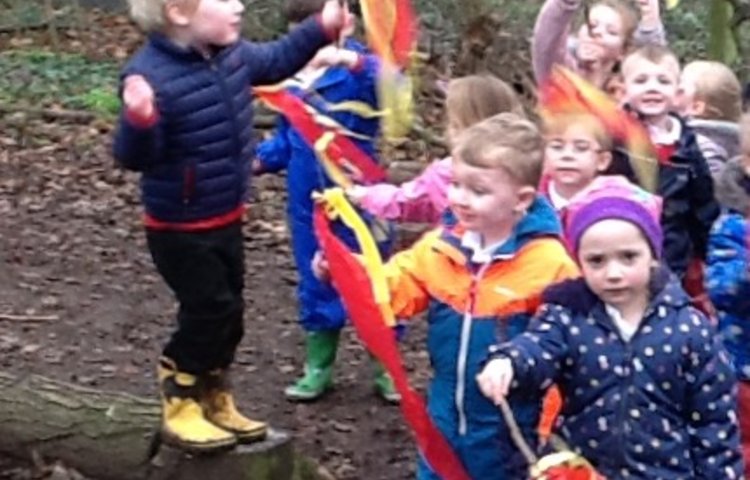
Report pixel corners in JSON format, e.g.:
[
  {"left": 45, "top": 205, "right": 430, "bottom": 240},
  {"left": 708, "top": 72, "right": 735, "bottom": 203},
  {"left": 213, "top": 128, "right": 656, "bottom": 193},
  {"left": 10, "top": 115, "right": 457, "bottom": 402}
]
[
  {"left": 373, "top": 360, "right": 401, "bottom": 404},
  {"left": 284, "top": 330, "right": 340, "bottom": 401}
]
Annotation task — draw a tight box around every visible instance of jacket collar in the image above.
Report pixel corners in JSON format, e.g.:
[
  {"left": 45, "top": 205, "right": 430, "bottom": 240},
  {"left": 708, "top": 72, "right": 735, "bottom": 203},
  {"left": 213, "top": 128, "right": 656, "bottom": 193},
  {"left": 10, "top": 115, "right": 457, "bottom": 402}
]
[
  {"left": 715, "top": 156, "right": 750, "bottom": 215},
  {"left": 544, "top": 265, "right": 690, "bottom": 333},
  {"left": 434, "top": 195, "right": 562, "bottom": 266},
  {"left": 148, "top": 32, "right": 237, "bottom": 62}
]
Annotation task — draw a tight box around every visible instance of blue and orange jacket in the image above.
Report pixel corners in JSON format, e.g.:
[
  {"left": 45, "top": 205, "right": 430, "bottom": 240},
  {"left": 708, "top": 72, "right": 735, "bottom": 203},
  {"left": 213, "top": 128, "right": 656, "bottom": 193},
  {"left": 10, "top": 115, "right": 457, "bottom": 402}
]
[{"left": 382, "top": 196, "right": 579, "bottom": 479}]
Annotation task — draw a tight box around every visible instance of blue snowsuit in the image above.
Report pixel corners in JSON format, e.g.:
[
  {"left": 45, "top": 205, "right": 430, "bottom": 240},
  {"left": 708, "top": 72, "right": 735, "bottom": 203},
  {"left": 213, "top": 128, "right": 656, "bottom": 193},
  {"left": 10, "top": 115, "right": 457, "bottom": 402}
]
[{"left": 256, "top": 39, "right": 391, "bottom": 332}]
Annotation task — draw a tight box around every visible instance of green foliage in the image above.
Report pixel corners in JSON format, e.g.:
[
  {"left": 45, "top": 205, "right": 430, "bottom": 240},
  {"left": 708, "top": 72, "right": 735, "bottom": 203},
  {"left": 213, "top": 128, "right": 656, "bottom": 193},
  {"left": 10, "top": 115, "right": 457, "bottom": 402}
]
[{"left": 0, "top": 50, "right": 119, "bottom": 116}]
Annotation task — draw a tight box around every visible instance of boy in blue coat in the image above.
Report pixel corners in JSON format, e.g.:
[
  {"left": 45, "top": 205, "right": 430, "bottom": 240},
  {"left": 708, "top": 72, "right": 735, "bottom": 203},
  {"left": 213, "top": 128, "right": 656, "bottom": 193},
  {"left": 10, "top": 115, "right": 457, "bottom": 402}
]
[
  {"left": 256, "top": 0, "right": 398, "bottom": 403},
  {"left": 113, "top": 0, "right": 345, "bottom": 452}
]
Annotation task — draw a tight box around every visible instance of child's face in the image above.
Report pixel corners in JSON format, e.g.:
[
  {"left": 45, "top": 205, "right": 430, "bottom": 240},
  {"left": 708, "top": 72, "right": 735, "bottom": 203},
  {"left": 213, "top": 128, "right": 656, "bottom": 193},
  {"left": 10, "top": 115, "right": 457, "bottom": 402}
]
[
  {"left": 185, "top": 0, "right": 245, "bottom": 48},
  {"left": 622, "top": 56, "right": 680, "bottom": 119},
  {"left": 448, "top": 160, "right": 532, "bottom": 241},
  {"left": 675, "top": 69, "right": 703, "bottom": 117},
  {"left": 545, "top": 124, "right": 610, "bottom": 193},
  {"left": 578, "top": 219, "right": 654, "bottom": 311},
  {"left": 576, "top": 4, "right": 626, "bottom": 63}
]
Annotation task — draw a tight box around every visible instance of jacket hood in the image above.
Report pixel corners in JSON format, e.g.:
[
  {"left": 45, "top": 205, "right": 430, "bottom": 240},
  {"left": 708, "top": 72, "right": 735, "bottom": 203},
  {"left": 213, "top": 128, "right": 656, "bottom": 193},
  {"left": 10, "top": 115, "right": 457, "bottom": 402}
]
[
  {"left": 715, "top": 156, "right": 750, "bottom": 215},
  {"left": 688, "top": 118, "right": 741, "bottom": 161},
  {"left": 542, "top": 265, "right": 687, "bottom": 315}
]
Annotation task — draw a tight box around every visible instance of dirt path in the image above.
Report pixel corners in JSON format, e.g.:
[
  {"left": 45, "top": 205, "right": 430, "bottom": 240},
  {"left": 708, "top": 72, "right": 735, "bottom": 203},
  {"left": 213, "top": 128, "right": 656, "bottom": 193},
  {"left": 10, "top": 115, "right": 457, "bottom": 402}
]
[{"left": 0, "top": 114, "right": 433, "bottom": 479}]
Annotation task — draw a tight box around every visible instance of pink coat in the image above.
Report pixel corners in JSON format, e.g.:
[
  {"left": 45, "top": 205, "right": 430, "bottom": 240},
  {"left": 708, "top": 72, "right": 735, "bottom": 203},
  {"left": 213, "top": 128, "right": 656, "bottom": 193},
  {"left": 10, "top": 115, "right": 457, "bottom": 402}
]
[{"left": 358, "top": 157, "right": 452, "bottom": 224}]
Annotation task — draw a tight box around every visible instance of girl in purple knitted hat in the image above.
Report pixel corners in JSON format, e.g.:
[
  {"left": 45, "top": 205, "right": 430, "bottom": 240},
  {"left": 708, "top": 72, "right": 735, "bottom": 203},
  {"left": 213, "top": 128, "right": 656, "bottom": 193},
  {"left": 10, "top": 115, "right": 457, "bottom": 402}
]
[{"left": 477, "top": 175, "right": 744, "bottom": 479}]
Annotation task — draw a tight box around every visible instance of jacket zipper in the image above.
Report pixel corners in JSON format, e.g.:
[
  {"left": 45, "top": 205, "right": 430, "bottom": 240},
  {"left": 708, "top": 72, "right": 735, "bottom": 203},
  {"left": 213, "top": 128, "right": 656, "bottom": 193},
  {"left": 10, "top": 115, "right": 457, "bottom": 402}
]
[
  {"left": 456, "top": 263, "right": 489, "bottom": 436},
  {"left": 209, "top": 58, "right": 242, "bottom": 194}
]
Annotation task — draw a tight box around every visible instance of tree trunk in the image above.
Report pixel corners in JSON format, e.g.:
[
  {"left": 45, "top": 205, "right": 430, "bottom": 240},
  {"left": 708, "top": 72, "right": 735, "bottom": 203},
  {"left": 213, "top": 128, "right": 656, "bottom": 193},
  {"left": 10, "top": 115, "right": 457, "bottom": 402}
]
[{"left": 0, "top": 372, "right": 329, "bottom": 480}]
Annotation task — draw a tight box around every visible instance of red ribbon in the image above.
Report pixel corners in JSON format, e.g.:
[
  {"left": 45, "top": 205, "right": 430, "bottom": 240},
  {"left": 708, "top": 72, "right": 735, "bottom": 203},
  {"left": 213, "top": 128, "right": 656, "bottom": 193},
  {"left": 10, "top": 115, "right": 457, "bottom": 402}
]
[
  {"left": 313, "top": 207, "right": 471, "bottom": 480},
  {"left": 254, "top": 87, "right": 386, "bottom": 184}
]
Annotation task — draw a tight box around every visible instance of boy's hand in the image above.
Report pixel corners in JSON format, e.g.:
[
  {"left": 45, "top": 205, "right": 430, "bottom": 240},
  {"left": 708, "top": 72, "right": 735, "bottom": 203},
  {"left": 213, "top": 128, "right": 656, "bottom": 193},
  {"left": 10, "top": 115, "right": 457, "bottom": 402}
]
[
  {"left": 312, "top": 250, "right": 331, "bottom": 282},
  {"left": 636, "top": 0, "right": 661, "bottom": 27},
  {"left": 309, "top": 45, "right": 359, "bottom": 69},
  {"left": 476, "top": 358, "right": 514, "bottom": 406},
  {"left": 122, "top": 75, "right": 155, "bottom": 120},
  {"left": 320, "top": 0, "right": 346, "bottom": 38}
]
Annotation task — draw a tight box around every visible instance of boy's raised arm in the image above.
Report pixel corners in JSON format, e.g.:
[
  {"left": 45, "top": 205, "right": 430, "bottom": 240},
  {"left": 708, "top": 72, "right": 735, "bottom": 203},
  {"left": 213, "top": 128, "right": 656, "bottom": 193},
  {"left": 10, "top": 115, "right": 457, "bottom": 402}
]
[{"left": 244, "top": 1, "right": 343, "bottom": 86}]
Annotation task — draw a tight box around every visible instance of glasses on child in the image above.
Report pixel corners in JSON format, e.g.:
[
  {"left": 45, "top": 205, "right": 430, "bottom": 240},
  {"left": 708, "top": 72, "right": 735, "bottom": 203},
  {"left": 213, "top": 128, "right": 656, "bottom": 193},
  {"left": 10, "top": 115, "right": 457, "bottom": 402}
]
[{"left": 546, "top": 140, "right": 603, "bottom": 154}]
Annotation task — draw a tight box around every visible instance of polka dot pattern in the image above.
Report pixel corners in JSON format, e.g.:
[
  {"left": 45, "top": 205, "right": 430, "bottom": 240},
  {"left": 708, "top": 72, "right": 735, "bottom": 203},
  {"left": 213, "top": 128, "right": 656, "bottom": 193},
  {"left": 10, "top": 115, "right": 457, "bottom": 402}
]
[{"left": 492, "top": 276, "right": 743, "bottom": 479}]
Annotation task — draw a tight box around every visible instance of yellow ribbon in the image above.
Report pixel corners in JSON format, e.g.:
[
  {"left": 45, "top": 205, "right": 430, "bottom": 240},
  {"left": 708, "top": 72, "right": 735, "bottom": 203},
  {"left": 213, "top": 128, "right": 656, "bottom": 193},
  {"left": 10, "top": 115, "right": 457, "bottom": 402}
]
[{"left": 316, "top": 188, "right": 396, "bottom": 327}]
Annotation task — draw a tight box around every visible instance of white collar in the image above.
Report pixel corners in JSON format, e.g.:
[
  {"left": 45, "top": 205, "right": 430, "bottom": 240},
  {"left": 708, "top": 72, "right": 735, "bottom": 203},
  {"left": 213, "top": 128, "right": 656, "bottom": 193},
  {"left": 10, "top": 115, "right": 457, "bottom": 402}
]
[
  {"left": 605, "top": 304, "right": 640, "bottom": 342},
  {"left": 547, "top": 182, "right": 571, "bottom": 211},
  {"left": 648, "top": 116, "right": 681, "bottom": 145},
  {"left": 460, "top": 231, "right": 508, "bottom": 264}
]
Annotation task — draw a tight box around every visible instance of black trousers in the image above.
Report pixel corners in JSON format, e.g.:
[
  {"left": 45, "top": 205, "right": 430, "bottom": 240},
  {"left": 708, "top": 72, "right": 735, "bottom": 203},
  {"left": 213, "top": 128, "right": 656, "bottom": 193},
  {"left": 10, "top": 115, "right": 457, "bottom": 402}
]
[{"left": 146, "top": 221, "right": 245, "bottom": 375}]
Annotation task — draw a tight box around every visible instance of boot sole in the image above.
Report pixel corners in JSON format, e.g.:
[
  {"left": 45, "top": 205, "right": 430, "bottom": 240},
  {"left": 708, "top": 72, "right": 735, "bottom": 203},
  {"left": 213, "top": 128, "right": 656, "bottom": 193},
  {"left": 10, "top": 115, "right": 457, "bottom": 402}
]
[
  {"left": 234, "top": 428, "right": 268, "bottom": 444},
  {"left": 161, "top": 431, "right": 237, "bottom": 454},
  {"left": 283, "top": 387, "right": 332, "bottom": 402}
]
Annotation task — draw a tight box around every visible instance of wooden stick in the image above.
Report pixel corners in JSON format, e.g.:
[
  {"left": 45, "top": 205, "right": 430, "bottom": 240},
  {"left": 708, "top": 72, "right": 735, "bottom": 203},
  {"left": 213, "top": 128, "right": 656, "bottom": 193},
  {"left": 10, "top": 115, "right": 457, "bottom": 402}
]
[
  {"left": 496, "top": 396, "right": 539, "bottom": 467},
  {"left": 0, "top": 313, "right": 59, "bottom": 322}
]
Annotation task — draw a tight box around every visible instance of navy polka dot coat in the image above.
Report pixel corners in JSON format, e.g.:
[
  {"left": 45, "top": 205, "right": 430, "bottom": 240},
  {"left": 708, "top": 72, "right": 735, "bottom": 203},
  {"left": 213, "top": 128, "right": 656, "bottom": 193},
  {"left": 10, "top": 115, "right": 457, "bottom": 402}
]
[{"left": 488, "top": 269, "right": 744, "bottom": 479}]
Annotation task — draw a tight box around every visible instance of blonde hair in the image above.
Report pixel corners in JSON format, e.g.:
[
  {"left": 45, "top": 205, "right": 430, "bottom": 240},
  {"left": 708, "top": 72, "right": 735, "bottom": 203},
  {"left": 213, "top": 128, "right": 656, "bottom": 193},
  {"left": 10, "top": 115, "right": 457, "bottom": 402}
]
[
  {"left": 446, "top": 75, "right": 524, "bottom": 134},
  {"left": 453, "top": 113, "right": 544, "bottom": 187},
  {"left": 622, "top": 45, "right": 680, "bottom": 78},
  {"left": 683, "top": 61, "right": 742, "bottom": 122},
  {"left": 128, "top": 0, "right": 199, "bottom": 32},
  {"left": 543, "top": 113, "right": 614, "bottom": 151}
]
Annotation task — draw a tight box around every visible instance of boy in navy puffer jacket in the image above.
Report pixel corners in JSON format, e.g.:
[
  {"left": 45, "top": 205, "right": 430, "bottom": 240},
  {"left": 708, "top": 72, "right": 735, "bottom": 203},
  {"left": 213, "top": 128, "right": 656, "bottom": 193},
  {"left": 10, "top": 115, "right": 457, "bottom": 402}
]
[
  {"left": 478, "top": 176, "right": 743, "bottom": 479},
  {"left": 706, "top": 114, "right": 750, "bottom": 477},
  {"left": 113, "top": 0, "right": 345, "bottom": 453}
]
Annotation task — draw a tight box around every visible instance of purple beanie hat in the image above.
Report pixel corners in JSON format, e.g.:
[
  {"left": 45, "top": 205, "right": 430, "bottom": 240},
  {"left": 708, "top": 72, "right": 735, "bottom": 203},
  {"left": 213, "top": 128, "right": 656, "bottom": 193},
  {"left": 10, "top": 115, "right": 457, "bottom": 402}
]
[{"left": 564, "top": 176, "right": 663, "bottom": 258}]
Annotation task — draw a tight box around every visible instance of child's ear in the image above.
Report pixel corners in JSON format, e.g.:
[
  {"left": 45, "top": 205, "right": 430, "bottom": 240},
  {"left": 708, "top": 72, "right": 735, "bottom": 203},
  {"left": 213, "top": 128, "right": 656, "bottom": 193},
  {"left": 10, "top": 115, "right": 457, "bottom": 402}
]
[
  {"left": 689, "top": 99, "right": 707, "bottom": 118},
  {"left": 165, "top": 0, "right": 194, "bottom": 27},
  {"left": 514, "top": 186, "right": 536, "bottom": 215},
  {"left": 596, "top": 151, "right": 613, "bottom": 172}
]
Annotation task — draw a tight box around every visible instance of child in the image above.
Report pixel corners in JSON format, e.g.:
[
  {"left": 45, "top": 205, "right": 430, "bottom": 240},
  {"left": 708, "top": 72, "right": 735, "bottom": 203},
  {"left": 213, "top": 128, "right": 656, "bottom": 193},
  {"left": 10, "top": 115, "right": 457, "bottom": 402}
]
[
  {"left": 348, "top": 74, "right": 523, "bottom": 224},
  {"left": 678, "top": 60, "right": 742, "bottom": 177},
  {"left": 706, "top": 113, "right": 750, "bottom": 477},
  {"left": 478, "top": 176, "right": 743, "bottom": 479},
  {"left": 112, "top": 0, "right": 345, "bottom": 452},
  {"left": 532, "top": 0, "right": 666, "bottom": 89},
  {"left": 255, "top": 0, "right": 399, "bottom": 403},
  {"left": 319, "top": 113, "right": 579, "bottom": 478},
  {"left": 540, "top": 112, "right": 613, "bottom": 211},
  {"left": 621, "top": 45, "right": 720, "bottom": 281}
]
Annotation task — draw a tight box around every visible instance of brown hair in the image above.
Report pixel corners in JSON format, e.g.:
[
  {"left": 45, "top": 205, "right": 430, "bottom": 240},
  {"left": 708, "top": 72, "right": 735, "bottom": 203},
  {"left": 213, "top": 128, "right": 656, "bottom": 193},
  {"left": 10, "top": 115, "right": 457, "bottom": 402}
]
[
  {"left": 446, "top": 75, "right": 524, "bottom": 134},
  {"left": 621, "top": 44, "right": 680, "bottom": 79},
  {"left": 683, "top": 61, "right": 742, "bottom": 122},
  {"left": 452, "top": 113, "right": 544, "bottom": 187},
  {"left": 284, "top": 0, "right": 326, "bottom": 23},
  {"left": 543, "top": 113, "right": 614, "bottom": 151}
]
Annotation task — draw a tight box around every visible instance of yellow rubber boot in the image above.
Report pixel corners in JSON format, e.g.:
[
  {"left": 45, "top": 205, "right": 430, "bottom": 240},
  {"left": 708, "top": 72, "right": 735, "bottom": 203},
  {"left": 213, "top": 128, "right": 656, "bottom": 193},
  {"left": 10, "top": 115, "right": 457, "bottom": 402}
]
[
  {"left": 202, "top": 370, "right": 267, "bottom": 443},
  {"left": 157, "top": 358, "right": 237, "bottom": 453}
]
